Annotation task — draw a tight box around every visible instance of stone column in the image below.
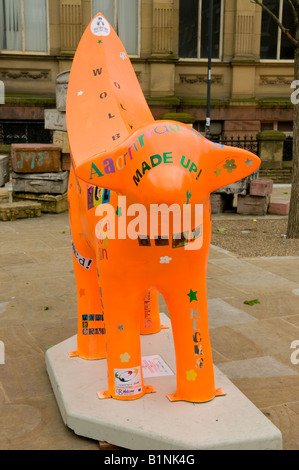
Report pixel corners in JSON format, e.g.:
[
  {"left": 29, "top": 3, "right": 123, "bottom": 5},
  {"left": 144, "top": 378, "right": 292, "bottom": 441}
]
[
  {"left": 257, "top": 130, "right": 286, "bottom": 170},
  {"left": 60, "top": 0, "right": 83, "bottom": 53},
  {"left": 152, "top": 0, "right": 174, "bottom": 56},
  {"left": 231, "top": 0, "right": 260, "bottom": 99},
  {"left": 149, "top": 0, "right": 176, "bottom": 97},
  {"left": 234, "top": 0, "right": 256, "bottom": 60}
]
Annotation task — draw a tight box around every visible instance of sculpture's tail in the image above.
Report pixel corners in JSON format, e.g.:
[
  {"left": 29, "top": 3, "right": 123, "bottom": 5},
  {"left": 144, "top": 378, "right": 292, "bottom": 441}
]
[{"left": 66, "top": 12, "right": 154, "bottom": 178}]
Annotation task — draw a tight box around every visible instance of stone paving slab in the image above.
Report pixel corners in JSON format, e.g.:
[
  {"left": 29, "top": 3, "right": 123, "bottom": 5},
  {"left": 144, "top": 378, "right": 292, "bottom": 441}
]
[
  {"left": 217, "top": 356, "right": 297, "bottom": 379},
  {"left": 208, "top": 298, "right": 257, "bottom": 327}
]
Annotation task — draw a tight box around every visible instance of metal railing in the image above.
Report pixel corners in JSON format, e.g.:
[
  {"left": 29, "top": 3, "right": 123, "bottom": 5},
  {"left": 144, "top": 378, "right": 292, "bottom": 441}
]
[{"left": 215, "top": 135, "right": 259, "bottom": 155}]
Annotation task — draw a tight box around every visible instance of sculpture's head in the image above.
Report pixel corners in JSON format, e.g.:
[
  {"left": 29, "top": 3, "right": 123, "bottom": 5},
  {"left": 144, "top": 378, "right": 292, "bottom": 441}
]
[
  {"left": 66, "top": 13, "right": 261, "bottom": 207},
  {"left": 73, "top": 119, "right": 260, "bottom": 207}
]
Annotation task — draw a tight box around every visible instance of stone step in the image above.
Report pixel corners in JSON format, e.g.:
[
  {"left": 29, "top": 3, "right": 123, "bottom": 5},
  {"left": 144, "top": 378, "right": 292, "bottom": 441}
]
[
  {"left": 0, "top": 201, "right": 41, "bottom": 221},
  {"left": 44, "top": 109, "right": 66, "bottom": 131},
  {"left": 268, "top": 200, "right": 290, "bottom": 215},
  {"left": 0, "top": 155, "right": 10, "bottom": 187},
  {"left": 0, "top": 187, "right": 9, "bottom": 203},
  {"left": 13, "top": 192, "right": 68, "bottom": 213},
  {"left": 11, "top": 144, "right": 61, "bottom": 173},
  {"left": 61, "top": 153, "right": 71, "bottom": 171},
  {"left": 250, "top": 178, "right": 273, "bottom": 197},
  {"left": 259, "top": 169, "right": 292, "bottom": 184},
  {"left": 53, "top": 130, "right": 70, "bottom": 154},
  {"left": 12, "top": 171, "right": 69, "bottom": 195},
  {"left": 237, "top": 194, "right": 270, "bottom": 216}
]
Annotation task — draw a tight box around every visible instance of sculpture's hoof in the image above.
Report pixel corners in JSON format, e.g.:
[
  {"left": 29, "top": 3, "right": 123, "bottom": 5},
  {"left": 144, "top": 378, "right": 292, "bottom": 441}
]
[
  {"left": 68, "top": 350, "right": 79, "bottom": 357},
  {"left": 166, "top": 387, "right": 226, "bottom": 403},
  {"left": 215, "top": 387, "right": 226, "bottom": 397},
  {"left": 97, "top": 385, "right": 156, "bottom": 400},
  {"left": 97, "top": 390, "right": 112, "bottom": 400},
  {"left": 68, "top": 350, "right": 107, "bottom": 360}
]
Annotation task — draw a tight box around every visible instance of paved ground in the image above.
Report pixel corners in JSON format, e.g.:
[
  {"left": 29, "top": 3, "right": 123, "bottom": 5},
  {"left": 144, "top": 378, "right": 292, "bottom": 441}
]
[{"left": 0, "top": 189, "right": 298, "bottom": 450}]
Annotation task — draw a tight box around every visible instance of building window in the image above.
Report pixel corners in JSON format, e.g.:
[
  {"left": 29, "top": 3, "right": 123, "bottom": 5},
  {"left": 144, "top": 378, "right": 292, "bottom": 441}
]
[
  {"left": 0, "top": 0, "right": 48, "bottom": 52},
  {"left": 179, "top": 0, "right": 222, "bottom": 59},
  {"left": 260, "top": 0, "right": 295, "bottom": 60},
  {"left": 92, "top": 0, "right": 139, "bottom": 55}
]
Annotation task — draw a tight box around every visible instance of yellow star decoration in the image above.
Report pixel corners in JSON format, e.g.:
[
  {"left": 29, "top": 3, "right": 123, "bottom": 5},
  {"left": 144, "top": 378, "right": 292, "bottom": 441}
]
[
  {"left": 120, "top": 352, "right": 131, "bottom": 363},
  {"left": 186, "top": 369, "right": 197, "bottom": 381}
]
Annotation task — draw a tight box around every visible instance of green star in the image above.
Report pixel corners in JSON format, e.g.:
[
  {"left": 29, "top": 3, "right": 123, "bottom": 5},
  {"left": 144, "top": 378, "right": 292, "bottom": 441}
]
[
  {"left": 187, "top": 289, "right": 198, "bottom": 302},
  {"left": 214, "top": 168, "right": 221, "bottom": 176}
]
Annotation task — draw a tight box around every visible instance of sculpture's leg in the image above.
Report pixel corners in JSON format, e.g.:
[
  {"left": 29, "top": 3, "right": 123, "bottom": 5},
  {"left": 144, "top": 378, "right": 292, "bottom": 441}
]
[
  {"left": 68, "top": 168, "right": 106, "bottom": 360},
  {"left": 140, "top": 289, "right": 168, "bottom": 335},
  {"left": 163, "top": 276, "right": 225, "bottom": 403},
  {"left": 68, "top": 233, "right": 107, "bottom": 359},
  {"left": 97, "top": 278, "right": 155, "bottom": 400}
]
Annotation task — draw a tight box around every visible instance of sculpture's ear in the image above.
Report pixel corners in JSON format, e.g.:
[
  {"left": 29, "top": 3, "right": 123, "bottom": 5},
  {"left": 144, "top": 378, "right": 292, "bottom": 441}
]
[
  {"left": 66, "top": 12, "right": 154, "bottom": 191},
  {"left": 205, "top": 143, "right": 261, "bottom": 194},
  {"left": 74, "top": 133, "right": 140, "bottom": 193}
]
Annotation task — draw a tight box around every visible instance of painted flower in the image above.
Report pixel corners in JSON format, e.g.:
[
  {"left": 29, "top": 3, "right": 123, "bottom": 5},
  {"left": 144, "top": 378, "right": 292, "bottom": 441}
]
[
  {"left": 120, "top": 352, "right": 130, "bottom": 363},
  {"left": 223, "top": 159, "right": 237, "bottom": 173},
  {"left": 186, "top": 369, "right": 197, "bottom": 381}
]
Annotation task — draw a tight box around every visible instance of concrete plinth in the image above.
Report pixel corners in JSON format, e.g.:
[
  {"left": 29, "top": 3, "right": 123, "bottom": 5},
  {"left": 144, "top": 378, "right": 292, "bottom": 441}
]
[{"left": 46, "top": 313, "right": 282, "bottom": 450}]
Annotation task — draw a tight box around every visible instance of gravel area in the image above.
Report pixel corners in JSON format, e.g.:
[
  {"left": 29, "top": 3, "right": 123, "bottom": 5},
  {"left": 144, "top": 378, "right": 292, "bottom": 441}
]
[{"left": 211, "top": 217, "right": 299, "bottom": 258}]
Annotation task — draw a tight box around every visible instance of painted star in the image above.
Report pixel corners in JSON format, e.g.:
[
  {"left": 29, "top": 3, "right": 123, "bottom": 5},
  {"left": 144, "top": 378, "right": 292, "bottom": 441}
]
[
  {"left": 187, "top": 289, "right": 198, "bottom": 302},
  {"left": 79, "top": 288, "right": 85, "bottom": 297},
  {"left": 245, "top": 158, "right": 253, "bottom": 166},
  {"left": 77, "top": 91, "right": 84, "bottom": 96},
  {"left": 214, "top": 168, "right": 221, "bottom": 176},
  {"left": 120, "top": 52, "right": 127, "bottom": 59}
]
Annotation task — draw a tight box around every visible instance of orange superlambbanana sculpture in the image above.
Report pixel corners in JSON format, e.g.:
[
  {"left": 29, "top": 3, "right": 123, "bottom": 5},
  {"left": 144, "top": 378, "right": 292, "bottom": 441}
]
[{"left": 66, "top": 14, "right": 261, "bottom": 403}]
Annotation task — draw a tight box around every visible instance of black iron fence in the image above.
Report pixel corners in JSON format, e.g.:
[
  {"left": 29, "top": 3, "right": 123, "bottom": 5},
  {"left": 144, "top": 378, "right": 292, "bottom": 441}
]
[
  {"left": 213, "top": 134, "right": 293, "bottom": 162},
  {"left": 0, "top": 121, "right": 52, "bottom": 145},
  {"left": 213, "top": 135, "right": 259, "bottom": 155}
]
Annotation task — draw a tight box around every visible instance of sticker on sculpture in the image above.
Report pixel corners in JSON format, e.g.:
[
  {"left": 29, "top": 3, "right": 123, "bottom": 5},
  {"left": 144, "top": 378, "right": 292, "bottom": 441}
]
[
  {"left": 71, "top": 241, "right": 93, "bottom": 270},
  {"left": 114, "top": 367, "right": 142, "bottom": 397},
  {"left": 90, "top": 16, "right": 110, "bottom": 36},
  {"left": 87, "top": 185, "right": 110, "bottom": 210}
]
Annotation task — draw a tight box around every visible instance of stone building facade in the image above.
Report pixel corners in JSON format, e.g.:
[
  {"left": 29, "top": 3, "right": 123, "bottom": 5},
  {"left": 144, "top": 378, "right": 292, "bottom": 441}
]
[{"left": 0, "top": 0, "right": 294, "bottom": 148}]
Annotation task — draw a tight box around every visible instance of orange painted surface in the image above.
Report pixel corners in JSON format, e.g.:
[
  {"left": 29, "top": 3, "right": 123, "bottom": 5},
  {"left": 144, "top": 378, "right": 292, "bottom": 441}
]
[{"left": 66, "top": 13, "right": 261, "bottom": 402}]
